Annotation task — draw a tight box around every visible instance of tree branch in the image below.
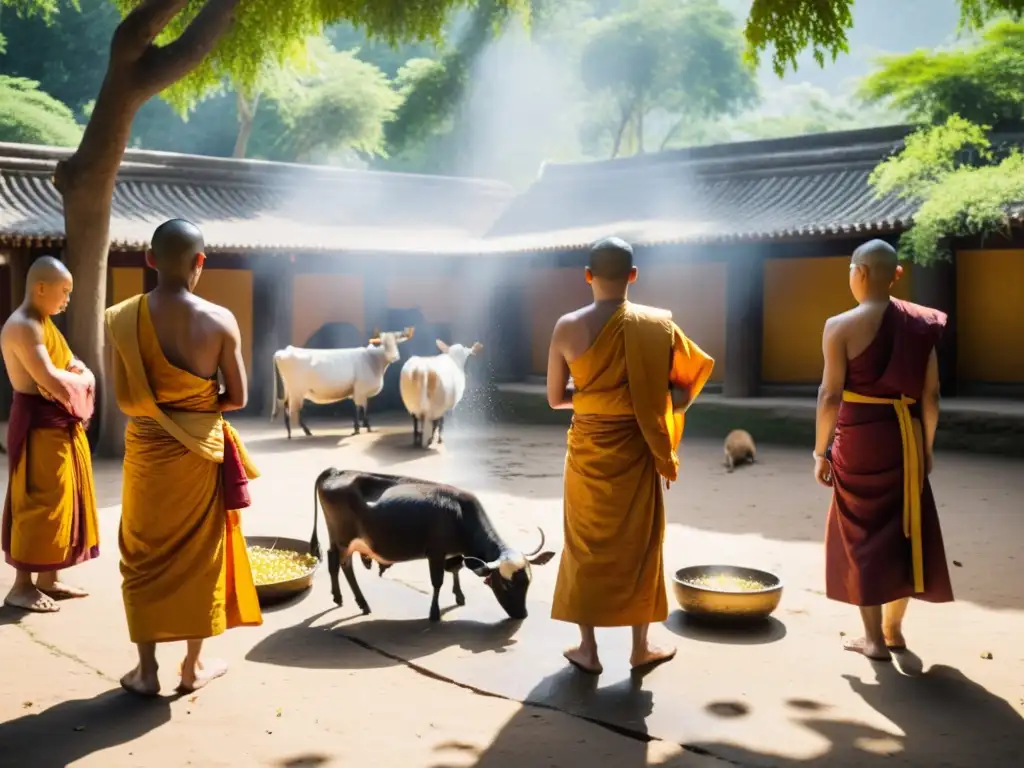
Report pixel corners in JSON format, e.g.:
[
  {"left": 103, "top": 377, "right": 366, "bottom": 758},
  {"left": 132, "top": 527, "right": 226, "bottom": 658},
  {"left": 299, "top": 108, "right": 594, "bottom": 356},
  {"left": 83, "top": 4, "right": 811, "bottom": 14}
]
[
  {"left": 138, "top": 0, "right": 243, "bottom": 95},
  {"left": 111, "top": 0, "right": 190, "bottom": 64}
]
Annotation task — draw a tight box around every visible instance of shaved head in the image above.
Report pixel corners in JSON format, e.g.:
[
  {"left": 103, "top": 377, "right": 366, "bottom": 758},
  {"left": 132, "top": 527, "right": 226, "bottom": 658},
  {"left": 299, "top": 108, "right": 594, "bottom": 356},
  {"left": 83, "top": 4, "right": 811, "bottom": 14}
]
[
  {"left": 588, "top": 236, "right": 634, "bottom": 281},
  {"left": 26, "top": 255, "right": 71, "bottom": 290},
  {"left": 852, "top": 239, "right": 899, "bottom": 281},
  {"left": 150, "top": 218, "right": 205, "bottom": 274}
]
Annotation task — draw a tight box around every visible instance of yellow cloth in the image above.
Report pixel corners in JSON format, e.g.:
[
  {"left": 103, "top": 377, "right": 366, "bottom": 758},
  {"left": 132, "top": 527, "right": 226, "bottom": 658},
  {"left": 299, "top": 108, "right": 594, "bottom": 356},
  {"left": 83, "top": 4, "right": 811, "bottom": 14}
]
[
  {"left": 105, "top": 294, "right": 262, "bottom": 643},
  {"left": 551, "top": 302, "right": 715, "bottom": 626},
  {"left": 3, "top": 318, "right": 99, "bottom": 571},
  {"left": 841, "top": 390, "right": 924, "bottom": 593}
]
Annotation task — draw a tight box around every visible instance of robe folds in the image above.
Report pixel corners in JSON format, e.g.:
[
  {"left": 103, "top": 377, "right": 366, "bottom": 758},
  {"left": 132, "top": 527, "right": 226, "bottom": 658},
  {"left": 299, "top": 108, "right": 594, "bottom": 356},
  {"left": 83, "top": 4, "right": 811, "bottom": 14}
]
[
  {"left": 105, "top": 294, "right": 263, "bottom": 644},
  {"left": 2, "top": 317, "right": 99, "bottom": 571},
  {"left": 552, "top": 302, "right": 714, "bottom": 627},
  {"left": 826, "top": 298, "right": 954, "bottom": 606}
]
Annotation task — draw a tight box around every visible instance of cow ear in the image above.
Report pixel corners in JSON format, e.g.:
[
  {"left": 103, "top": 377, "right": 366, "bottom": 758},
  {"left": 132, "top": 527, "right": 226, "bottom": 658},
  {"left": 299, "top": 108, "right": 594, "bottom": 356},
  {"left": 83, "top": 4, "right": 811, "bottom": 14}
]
[
  {"left": 404, "top": 326, "right": 415, "bottom": 339},
  {"left": 527, "top": 550, "right": 556, "bottom": 566},
  {"left": 369, "top": 338, "right": 381, "bottom": 345},
  {"left": 436, "top": 339, "right": 450, "bottom": 354},
  {"left": 470, "top": 342, "right": 484, "bottom": 355}
]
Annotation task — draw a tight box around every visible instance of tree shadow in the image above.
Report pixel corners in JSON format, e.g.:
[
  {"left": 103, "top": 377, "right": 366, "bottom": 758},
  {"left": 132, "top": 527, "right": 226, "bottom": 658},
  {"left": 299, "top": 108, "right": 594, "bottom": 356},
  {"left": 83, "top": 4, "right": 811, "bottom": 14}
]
[
  {"left": 662, "top": 611, "right": 788, "bottom": 646},
  {"left": 245, "top": 608, "right": 523, "bottom": 671},
  {"left": 0, "top": 688, "right": 172, "bottom": 766}
]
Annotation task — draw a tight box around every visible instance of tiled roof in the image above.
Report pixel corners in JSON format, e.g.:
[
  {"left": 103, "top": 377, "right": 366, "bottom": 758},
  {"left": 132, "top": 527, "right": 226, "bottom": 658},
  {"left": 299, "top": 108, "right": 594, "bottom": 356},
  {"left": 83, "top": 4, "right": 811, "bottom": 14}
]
[
  {"left": 0, "top": 143, "right": 516, "bottom": 254},
  {"left": 484, "top": 124, "right": 1024, "bottom": 252}
]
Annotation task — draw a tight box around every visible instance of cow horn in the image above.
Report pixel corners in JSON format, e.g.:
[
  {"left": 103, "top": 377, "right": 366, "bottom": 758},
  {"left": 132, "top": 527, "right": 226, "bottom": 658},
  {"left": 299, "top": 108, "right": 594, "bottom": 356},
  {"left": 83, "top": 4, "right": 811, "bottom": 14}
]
[
  {"left": 404, "top": 326, "right": 415, "bottom": 338},
  {"left": 523, "top": 526, "right": 546, "bottom": 558}
]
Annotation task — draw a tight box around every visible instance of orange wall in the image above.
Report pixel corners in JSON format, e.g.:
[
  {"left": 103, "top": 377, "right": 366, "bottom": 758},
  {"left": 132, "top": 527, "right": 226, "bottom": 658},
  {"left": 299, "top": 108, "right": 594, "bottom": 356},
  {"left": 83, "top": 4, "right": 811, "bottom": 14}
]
[
  {"left": 762, "top": 256, "right": 913, "bottom": 383},
  {"left": 527, "top": 267, "right": 594, "bottom": 374},
  {"left": 630, "top": 262, "right": 727, "bottom": 381},
  {"left": 956, "top": 249, "right": 1024, "bottom": 382},
  {"left": 292, "top": 273, "right": 364, "bottom": 346},
  {"left": 110, "top": 267, "right": 144, "bottom": 305},
  {"left": 193, "top": 268, "right": 254, "bottom": 376}
]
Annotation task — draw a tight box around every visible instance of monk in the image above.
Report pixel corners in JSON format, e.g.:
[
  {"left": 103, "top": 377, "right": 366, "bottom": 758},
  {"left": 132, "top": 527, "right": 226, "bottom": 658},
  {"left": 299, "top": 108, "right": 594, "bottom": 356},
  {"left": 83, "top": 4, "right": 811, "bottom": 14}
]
[
  {"left": 1, "top": 256, "right": 99, "bottom": 613},
  {"left": 105, "top": 218, "right": 262, "bottom": 696},
  {"left": 547, "top": 237, "right": 715, "bottom": 674},
  {"left": 815, "top": 239, "right": 953, "bottom": 662}
]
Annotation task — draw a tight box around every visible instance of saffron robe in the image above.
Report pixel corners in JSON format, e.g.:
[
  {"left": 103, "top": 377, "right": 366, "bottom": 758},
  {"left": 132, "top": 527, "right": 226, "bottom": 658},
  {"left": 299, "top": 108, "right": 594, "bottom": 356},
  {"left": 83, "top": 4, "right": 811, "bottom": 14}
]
[
  {"left": 826, "top": 298, "right": 954, "bottom": 606},
  {"left": 2, "top": 317, "right": 99, "bottom": 571},
  {"left": 105, "top": 294, "right": 263, "bottom": 643},
  {"left": 551, "top": 302, "right": 715, "bottom": 626}
]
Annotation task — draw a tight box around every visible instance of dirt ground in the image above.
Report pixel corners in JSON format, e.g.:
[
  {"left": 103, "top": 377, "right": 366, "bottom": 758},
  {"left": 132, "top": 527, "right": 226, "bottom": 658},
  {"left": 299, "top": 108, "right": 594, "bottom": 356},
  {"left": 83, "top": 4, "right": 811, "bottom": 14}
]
[{"left": 1, "top": 414, "right": 1022, "bottom": 767}]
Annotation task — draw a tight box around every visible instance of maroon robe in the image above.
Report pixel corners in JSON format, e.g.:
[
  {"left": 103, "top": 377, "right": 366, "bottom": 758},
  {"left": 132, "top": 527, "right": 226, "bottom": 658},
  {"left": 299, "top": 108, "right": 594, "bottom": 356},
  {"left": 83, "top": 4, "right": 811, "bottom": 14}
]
[{"left": 825, "top": 298, "right": 954, "bottom": 606}]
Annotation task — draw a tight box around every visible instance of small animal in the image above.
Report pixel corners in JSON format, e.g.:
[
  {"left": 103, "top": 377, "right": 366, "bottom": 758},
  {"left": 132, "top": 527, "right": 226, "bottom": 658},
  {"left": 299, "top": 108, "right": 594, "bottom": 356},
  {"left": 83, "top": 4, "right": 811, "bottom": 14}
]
[{"left": 724, "top": 429, "right": 756, "bottom": 472}]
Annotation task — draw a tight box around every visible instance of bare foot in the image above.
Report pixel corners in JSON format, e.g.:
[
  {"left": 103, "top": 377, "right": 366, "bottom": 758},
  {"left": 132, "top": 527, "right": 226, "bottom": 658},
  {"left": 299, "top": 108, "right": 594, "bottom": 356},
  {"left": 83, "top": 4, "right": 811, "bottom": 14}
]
[
  {"left": 177, "top": 657, "right": 228, "bottom": 693},
  {"left": 843, "top": 636, "right": 892, "bottom": 661},
  {"left": 37, "top": 581, "right": 89, "bottom": 600},
  {"left": 3, "top": 584, "right": 59, "bottom": 613},
  {"left": 563, "top": 646, "right": 602, "bottom": 675},
  {"left": 120, "top": 665, "right": 161, "bottom": 697},
  {"left": 630, "top": 643, "right": 677, "bottom": 672},
  {"left": 884, "top": 628, "right": 907, "bottom": 651}
]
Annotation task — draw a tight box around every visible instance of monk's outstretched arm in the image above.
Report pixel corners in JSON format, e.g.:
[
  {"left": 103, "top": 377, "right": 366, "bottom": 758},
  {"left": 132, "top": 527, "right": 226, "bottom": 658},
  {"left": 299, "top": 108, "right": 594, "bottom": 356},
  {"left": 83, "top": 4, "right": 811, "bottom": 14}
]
[
  {"left": 8, "top": 322, "right": 88, "bottom": 407},
  {"left": 814, "top": 318, "right": 846, "bottom": 457},
  {"left": 921, "top": 348, "right": 940, "bottom": 469},
  {"left": 546, "top": 317, "right": 574, "bottom": 410}
]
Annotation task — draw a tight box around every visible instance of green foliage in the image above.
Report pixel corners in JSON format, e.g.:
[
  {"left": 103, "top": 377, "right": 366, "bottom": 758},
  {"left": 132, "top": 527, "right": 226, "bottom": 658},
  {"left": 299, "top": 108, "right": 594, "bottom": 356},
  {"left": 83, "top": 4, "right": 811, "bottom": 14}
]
[
  {"left": 580, "top": 0, "right": 758, "bottom": 156},
  {"left": 269, "top": 48, "right": 401, "bottom": 162},
  {"left": 108, "top": 0, "right": 526, "bottom": 115},
  {"left": 858, "top": 20, "right": 1024, "bottom": 125},
  {"left": 869, "top": 115, "right": 1024, "bottom": 264},
  {"left": 0, "top": 75, "right": 83, "bottom": 146},
  {"left": 742, "top": 0, "right": 1024, "bottom": 77},
  {"left": 384, "top": 0, "right": 513, "bottom": 155}
]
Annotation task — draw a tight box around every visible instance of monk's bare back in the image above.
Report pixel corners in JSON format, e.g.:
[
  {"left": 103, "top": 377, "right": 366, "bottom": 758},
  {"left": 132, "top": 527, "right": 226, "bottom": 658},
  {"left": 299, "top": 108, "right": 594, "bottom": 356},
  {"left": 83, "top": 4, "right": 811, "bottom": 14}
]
[
  {"left": 552, "top": 301, "right": 624, "bottom": 365},
  {"left": 824, "top": 300, "right": 891, "bottom": 361},
  {"left": 146, "top": 291, "right": 246, "bottom": 402}
]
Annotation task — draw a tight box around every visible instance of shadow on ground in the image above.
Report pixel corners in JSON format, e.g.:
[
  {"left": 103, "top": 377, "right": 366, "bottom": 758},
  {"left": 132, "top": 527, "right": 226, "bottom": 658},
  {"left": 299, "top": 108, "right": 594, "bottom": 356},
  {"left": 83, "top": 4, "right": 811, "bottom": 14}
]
[
  {"left": 426, "top": 660, "right": 1024, "bottom": 767},
  {"left": 0, "top": 689, "right": 172, "bottom": 766},
  {"left": 245, "top": 608, "right": 523, "bottom": 670}
]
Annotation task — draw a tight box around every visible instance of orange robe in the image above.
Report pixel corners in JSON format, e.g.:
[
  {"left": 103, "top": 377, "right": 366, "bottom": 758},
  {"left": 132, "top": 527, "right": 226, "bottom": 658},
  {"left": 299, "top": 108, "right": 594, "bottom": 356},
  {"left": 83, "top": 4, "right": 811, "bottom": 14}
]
[
  {"left": 105, "top": 294, "right": 262, "bottom": 644},
  {"left": 2, "top": 317, "right": 99, "bottom": 571},
  {"left": 551, "top": 302, "right": 715, "bottom": 626}
]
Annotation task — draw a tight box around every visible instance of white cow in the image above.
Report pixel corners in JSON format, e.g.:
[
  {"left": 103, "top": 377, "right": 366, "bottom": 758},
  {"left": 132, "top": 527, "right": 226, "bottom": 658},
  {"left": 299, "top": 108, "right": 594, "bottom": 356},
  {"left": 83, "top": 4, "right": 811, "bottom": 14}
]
[
  {"left": 272, "top": 327, "right": 414, "bottom": 439},
  {"left": 399, "top": 339, "right": 483, "bottom": 448}
]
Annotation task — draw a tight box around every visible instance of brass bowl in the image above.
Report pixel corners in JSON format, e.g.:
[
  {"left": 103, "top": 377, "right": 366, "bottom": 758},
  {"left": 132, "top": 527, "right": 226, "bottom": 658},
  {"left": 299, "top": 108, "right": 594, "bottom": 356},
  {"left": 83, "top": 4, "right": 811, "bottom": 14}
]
[
  {"left": 245, "top": 535, "right": 321, "bottom": 608},
  {"left": 672, "top": 564, "right": 783, "bottom": 619}
]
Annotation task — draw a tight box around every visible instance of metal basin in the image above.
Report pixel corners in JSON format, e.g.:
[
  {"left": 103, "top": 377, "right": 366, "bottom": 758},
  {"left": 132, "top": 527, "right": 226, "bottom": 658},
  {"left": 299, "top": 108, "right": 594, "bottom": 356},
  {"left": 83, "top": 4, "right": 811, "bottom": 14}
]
[
  {"left": 672, "top": 564, "right": 783, "bottom": 619},
  {"left": 245, "top": 536, "right": 321, "bottom": 608}
]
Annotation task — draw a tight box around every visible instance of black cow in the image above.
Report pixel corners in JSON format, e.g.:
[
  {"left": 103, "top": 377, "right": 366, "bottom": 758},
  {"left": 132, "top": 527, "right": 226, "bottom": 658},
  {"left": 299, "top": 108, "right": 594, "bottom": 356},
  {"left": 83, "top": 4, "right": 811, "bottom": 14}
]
[{"left": 310, "top": 468, "right": 555, "bottom": 622}]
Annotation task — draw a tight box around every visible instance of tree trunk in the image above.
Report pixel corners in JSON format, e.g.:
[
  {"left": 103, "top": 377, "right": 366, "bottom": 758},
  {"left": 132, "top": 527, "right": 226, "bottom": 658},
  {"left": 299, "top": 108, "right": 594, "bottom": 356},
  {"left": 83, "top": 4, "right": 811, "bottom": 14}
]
[
  {"left": 610, "top": 104, "right": 632, "bottom": 159},
  {"left": 233, "top": 91, "right": 260, "bottom": 159},
  {"left": 52, "top": 0, "right": 243, "bottom": 457},
  {"left": 659, "top": 116, "right": 685, "bottom": 151}
]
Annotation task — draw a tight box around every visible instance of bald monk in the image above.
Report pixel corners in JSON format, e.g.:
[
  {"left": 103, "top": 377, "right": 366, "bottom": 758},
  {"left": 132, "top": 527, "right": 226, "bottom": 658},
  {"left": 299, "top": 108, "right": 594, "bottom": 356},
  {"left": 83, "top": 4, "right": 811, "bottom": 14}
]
[
  {"left": 815, "top": 239, "right": 953, "bottom": 662},
  {"left": 1, "top": 256, "right": 99, "bottom": 613},
  {"left": 105, "top": 219, "right": 262, "bottom": 696},
  {"left": 547, "top": 237, "right": 715, "bottom": 674}
]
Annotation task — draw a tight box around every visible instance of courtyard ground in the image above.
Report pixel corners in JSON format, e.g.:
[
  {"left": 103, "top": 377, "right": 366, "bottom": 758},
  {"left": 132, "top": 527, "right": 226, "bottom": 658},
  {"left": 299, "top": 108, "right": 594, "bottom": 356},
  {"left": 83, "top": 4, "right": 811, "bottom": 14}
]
[{"left": 0, "top": 415, "right": 1021, "bottom": 767}]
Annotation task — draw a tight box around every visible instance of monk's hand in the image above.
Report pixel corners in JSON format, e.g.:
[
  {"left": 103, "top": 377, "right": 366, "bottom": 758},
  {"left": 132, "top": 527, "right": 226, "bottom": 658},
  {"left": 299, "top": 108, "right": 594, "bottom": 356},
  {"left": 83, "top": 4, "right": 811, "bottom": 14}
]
[{"left": 813, "top": 455, "right": 832, "bottom": 487}]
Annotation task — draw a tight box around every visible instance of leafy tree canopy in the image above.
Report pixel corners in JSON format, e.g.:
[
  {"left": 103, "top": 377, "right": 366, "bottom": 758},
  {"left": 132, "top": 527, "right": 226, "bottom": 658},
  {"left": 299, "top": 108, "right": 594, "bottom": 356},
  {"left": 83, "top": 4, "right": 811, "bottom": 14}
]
[
  {"left": 869, "top": 115, "right": 1024, "bottom": 264},
  {"left": 857, "top": 19, "right": 1024, "bottom": 126},
  {"left": 0, "top": 75, "right": 83, "bottom": 146}
]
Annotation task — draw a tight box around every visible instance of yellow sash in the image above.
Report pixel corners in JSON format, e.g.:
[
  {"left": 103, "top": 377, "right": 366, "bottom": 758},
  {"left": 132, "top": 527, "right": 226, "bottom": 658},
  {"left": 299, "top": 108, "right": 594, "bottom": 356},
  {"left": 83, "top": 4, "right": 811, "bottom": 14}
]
[{"left": 841, "top": 390, "right": 924, "bottom": 593}]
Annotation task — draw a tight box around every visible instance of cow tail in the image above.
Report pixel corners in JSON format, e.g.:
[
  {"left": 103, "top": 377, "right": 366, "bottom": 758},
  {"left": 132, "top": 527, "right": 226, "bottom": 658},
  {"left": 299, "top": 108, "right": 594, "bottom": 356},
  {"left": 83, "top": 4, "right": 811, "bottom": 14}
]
[
  {"left": 271, "top": 355, "right": 280, "bottom": 422},
  {"left": 310, "top": 467, "right": 334, "bottom": 562}
]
